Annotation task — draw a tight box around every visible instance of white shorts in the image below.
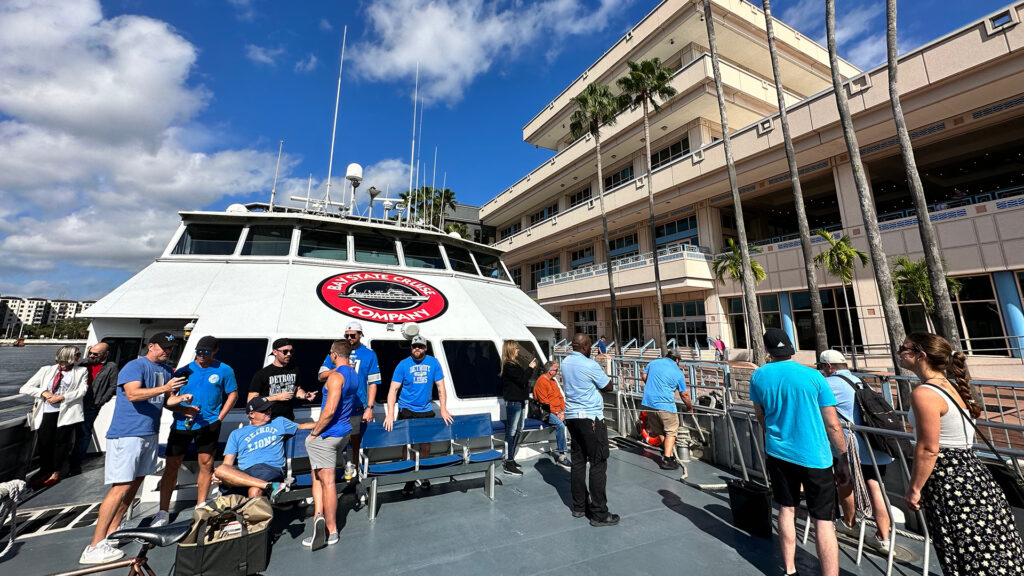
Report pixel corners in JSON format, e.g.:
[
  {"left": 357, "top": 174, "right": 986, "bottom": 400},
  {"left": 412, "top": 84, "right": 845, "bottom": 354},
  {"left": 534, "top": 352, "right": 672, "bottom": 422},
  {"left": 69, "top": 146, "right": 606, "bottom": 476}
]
[{"left": 104, "top": 434, "right": 159, "bottom": 484}]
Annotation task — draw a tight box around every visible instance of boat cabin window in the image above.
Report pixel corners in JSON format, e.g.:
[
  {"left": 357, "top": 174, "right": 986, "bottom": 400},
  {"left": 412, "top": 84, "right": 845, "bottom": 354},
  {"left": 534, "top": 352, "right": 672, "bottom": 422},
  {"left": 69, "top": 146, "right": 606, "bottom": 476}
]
[
  {"left": 298, "top": 229, "right": 348, "bottom": 261},
  {"left": 171, "top": 223, "right": 244, "bottom": 255},
  {"left": 443, "top": 340, "right": 500, "bottom": 399},
  {"left": 444, "top": 245, "right": 479, "bottom": 275},
  {"left": 241, "top": 225, "right": 292, "bottom": 256},
  {"left": 370, "top": 339, "right": 439, "bottom": 405},
  {"left": 101, "top": 337, "right": 146, "bottom": 370},
  {"left": 203, "top": 338, "right": 268, "bottom": 409},
  {"left": 402, "top": 240, "right": 446, "bottom": 269},
  {"left": 354, "top": 234, "right": 400, "bottom": 266},
  {"left": 472, "top": 252, "right": 508, "bottom": 281}
]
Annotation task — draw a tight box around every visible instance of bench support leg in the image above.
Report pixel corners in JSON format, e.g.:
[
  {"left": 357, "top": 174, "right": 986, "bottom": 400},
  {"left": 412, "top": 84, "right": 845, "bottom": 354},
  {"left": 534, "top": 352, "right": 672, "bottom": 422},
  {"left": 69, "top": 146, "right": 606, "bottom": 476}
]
[
  {"left": 368, "top": 478, "right": 378, "bottom": 522},
  {"left": 486, "top": 463, "right": 495, "bottom": 500}
]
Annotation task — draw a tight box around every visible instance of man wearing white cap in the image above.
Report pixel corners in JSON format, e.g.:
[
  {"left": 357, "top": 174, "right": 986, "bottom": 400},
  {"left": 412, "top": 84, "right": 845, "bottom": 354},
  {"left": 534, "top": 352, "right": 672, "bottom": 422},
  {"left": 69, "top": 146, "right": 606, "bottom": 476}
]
[
  {"left": 818, "top": 349, "right": 893, "bottom": 553},
  {"left": 383, "top": 334, "right": 453, "bottom": 496},
  {"left": 319, "top": 321, "right": 381, "bottom": 481}
]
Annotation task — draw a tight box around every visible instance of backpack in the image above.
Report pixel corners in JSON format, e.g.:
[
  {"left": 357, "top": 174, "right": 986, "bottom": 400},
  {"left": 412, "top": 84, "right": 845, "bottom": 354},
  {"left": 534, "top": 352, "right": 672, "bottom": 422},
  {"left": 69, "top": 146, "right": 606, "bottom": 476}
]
[{"left": 835, "top": 374, "right": 914, "bottom": 461}]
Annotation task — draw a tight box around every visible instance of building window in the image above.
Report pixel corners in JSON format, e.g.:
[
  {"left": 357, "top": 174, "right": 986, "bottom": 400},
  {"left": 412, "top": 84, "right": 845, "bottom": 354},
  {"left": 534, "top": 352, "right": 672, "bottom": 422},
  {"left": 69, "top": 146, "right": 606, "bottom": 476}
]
[
  {"left": 651, "top": 137, "right": 690, "bottom": 169},
  {"left": 721, "top": 213, "right": 736, "bottom": 230},
  {"left": 570, "top": 246, "right": 594, "bottom": 269},
  {"left": 760, "top": 294, "right": 782, "bottom": 331},
  {"left": 604, "top": 165, "right": 634, "bottom": 190},
  {"left": 499, "top": 222, "right": 522, "bottom": 240},
  {"left": 900, "top": 274, "right": 1008, "bottom": 355},
  {"left": 530, "top": 202, "right": 559, "bottom": 225},
  {"left": 608, "top": 233, "right": 639, "bottom": 259},
  {"left": 791, "top": 287, "right": 863, "bottom": 354},
  {"left": 509, "top": 267, "right": 522, "bottom": 288},
  {"left": 663, "top": 299, "right": 707, "bottom": 348},
  {"left": 568, "top": 187, "right": 592, "bottom": 208},
  {"left": 530, "top": 257, "right": 560, "bottom": 290},
  {"left": 654, "top": 215, "right": 698, "bottom": 247},
  {"left": 726, "top": 297, "right": 747, "bottom": 349},
  {"left": 618, "top": 306, "right": 644, "bottom": 345},
  {"left": 573, "top": 310, "right": 598, "bottom": 341}
]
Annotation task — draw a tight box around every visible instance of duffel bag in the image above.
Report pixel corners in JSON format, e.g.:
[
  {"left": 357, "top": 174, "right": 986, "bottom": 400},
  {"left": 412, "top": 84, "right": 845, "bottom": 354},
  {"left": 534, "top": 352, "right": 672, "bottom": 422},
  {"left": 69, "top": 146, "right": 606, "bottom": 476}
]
[{"left": 174, "top": 494, "right": 273, "bottom": 576}]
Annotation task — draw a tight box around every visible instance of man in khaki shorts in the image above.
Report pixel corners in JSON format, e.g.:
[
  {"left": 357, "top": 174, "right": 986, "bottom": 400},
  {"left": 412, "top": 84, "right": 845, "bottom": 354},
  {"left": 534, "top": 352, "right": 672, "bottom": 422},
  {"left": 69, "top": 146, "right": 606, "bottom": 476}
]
[
  {"left": 640, "top": 348, "right": 692, "bottom": 470},
  {"left": 303, "top": 340, "right": 359, "bottom": 550}
]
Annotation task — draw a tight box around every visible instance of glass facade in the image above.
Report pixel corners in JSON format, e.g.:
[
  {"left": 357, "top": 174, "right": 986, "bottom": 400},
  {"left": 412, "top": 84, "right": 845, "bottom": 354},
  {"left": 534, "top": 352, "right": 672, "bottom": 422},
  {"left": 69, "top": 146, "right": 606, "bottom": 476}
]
[
  {"left": 663, "top": 299, "right": 707, "bottom": 348},
  {"left": 604, "top": 165, "right": 635, "bottom": 190},
  {"left": 791, "top": 287, "right": 862, "bottom": 353},
  {"left": 530, "top": 257, "right": 560, "bottom": 290},
  {"left": 651, "top": 137, "right": 690, "bottom": 170},
  {"left": 568, "top": 187, "right": 592, "bottom": 208},
  {"left": 573, "top": 310, "right": 598, "bottom": 341}
]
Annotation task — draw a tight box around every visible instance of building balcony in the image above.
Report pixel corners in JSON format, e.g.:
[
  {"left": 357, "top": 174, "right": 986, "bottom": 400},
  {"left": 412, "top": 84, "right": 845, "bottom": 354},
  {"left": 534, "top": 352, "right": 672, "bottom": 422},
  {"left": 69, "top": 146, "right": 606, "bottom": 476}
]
[{"left": 537, "top": 243, "right": 715, "bottom": 305}]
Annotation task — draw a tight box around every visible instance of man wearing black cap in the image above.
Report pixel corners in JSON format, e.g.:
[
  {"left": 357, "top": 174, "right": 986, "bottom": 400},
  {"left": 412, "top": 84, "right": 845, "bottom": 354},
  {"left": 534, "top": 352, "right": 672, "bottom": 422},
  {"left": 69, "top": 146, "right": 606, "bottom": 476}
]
[
  {"left": 214, "top": 397, "right": 313, "bottom": 500},
  {"left": 155, "top": 335, "right": 237, "bottom": 527},
  {"left": 749, "top": 328, "right": 850, "bottom": 576},
  {"left": 81, "top": 332, "right": 195, "bottom": 564},
  {"left": 249, "top": 338, "right": 313, "bottom": 421}
]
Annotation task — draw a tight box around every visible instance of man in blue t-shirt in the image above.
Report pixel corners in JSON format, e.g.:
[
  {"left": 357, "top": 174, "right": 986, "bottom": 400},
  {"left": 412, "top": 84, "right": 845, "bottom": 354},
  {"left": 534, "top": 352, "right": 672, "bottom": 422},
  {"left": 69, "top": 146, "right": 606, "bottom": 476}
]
[
  {"left": 82, "top": 332, "right": 195, "bottom": 565},
  {"left": 215, "top": 397, "right": 312, "bottom": 499},
  {"left": 561, "top": 333, "right": 618, "bottom": 527},
  {"left": 640, "top": 348, "right": 693, "bottom": 470},
  {"left": 384, "top": 334, "right": 452, "bottom": 496},
  {"left": 318, "top": 321, "right": 381, "bottom": 480},
  {"left": 156, "top": 335, "right": 238, "bottom": 526},
  {"left": 750, "top": 329, "right": 850, "bottom": 576},
  {"left": 596, "top": 335, "right": 607, "bottom": 355}
]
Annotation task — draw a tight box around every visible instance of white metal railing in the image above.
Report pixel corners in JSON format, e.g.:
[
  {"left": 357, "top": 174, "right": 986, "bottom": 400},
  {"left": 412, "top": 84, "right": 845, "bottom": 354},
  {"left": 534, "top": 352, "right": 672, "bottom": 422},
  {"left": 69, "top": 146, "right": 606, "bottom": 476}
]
[{"left": 537, "top": 243, "right": 712, "bottom": 287}]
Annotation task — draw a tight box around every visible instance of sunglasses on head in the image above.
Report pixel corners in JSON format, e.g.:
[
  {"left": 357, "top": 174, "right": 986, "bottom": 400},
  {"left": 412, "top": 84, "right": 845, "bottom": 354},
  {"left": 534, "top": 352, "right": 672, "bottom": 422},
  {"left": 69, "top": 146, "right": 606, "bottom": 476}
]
[
  {"left": 276, "top": 348, "right": 293, "bottom": 355},
  {"left": 195, "top": 349, "right": 213, "bottom": 355}
]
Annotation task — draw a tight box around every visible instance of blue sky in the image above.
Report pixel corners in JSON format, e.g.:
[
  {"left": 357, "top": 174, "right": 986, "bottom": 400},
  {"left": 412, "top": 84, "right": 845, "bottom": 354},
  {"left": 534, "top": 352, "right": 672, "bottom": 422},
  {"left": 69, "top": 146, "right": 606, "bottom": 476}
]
[{"left": 0, "top": 0, "right": 1013, "bottom": 301}]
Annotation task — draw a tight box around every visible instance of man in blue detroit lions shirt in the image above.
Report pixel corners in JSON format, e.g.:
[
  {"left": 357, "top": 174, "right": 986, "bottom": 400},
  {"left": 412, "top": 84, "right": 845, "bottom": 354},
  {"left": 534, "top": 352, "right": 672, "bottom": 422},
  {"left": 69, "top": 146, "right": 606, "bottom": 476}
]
[
  {"left": 750, "top": 329, "right": 850, "bottom": 576},
  {"left": 156, "top": 335, "right": 238, "bottom": 526},
  {"left": 215, "top": 397, "right": 312, "bottom": 499},
  {"left": 640, "top": 348, "right": 693, "bottom": 470},
  {"left": 384, "top": 334, "right": 452, "bottom": 496}
]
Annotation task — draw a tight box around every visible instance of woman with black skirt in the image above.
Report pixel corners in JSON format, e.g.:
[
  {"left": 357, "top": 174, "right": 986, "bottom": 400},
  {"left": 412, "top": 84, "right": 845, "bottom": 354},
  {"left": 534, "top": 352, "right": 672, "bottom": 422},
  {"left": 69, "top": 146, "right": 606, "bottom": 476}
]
[
  {"left": 20, "top": 345, "right": 87, "bottom": 487},
  {"left": 500, "top": 340, "right": 535, "bottom": 476},
  {"left": 901, "top": 332, "right": 1023, "bottom": 575}
]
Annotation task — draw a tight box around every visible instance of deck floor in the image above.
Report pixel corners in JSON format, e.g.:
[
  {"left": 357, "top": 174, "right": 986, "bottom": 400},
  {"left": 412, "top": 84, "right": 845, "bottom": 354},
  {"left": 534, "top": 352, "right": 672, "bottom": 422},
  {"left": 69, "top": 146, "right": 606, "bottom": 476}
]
[{"left": 2, "top": 442, "right": 937, "bottom": 576}]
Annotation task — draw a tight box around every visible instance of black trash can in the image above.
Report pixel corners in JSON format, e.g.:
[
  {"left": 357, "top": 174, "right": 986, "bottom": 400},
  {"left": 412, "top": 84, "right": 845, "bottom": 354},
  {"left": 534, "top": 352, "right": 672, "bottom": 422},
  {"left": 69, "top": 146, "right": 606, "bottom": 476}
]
[{"left": 726, "top": 478, "right": 773, "bottom": 538}]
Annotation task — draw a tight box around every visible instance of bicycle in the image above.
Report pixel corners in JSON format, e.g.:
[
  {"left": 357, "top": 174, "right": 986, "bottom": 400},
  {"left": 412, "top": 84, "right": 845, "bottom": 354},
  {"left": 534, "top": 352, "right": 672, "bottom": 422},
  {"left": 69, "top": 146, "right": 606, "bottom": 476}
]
[{"left": 47, "top": 521, "right": 192, "bottom": 576}]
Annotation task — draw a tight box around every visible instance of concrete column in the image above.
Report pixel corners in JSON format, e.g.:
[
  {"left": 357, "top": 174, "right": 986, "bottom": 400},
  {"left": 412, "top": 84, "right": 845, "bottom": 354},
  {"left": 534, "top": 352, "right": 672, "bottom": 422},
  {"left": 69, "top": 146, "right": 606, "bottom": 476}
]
[
  {"left": 695, "top": 201, "right": 722, "bottom": 253},
  {"left": 779, "top": 290, "right": 796, "bottom": 344},
  {"left": 993, "top": 271, "right": 1024, "bottom": 359},
  {"left": 832, "top": 160, "right": 872, "bottom": 230}
]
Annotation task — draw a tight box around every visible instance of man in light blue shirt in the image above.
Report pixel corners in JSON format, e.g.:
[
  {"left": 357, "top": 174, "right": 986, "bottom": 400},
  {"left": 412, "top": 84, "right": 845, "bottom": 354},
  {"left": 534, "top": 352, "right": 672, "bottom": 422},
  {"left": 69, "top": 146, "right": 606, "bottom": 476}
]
[
  {"left": 640, "top": 348, "right": 693, "bottom": 470},
  {"left": 751, "top": 329, "right": 849, "bottom": 576},
  {"left": 819, "top": 349, "right": 893, "bottom": 552},
  {"left": 561, "top": 333, "right": 617, "bottom": 527}
]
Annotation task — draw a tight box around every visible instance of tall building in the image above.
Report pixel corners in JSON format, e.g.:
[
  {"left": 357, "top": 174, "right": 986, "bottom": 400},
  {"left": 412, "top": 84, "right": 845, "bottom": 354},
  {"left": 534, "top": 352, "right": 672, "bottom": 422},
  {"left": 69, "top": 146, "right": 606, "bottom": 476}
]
[{"left": 481, "top": 0, "right": 1024, "bottom": 378}]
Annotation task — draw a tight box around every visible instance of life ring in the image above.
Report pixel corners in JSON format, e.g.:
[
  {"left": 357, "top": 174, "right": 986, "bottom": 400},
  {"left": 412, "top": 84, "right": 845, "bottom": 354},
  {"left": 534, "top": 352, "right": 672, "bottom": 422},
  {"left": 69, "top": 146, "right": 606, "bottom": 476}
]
[{"left": 638, "top": 411, "right": 662, "bottom": 447}]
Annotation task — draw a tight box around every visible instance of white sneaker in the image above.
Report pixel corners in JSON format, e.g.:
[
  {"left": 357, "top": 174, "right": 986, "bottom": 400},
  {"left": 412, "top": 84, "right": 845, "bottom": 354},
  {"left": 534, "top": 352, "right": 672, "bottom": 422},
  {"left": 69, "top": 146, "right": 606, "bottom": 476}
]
[
  {"left": 873, "top": 535, "right": 892, "bottom": 553},
  {"left": 80, "top": 543, "right": 124, "bottom": 564},
  {"left": 150, "top": 510, "right": 170, "bottom": 527},
  {"left": 834, "top": 520, "right": 861, "bottom": 538},
  {"left": 344, "top": 461, "right": 357, "bottom": 481}
]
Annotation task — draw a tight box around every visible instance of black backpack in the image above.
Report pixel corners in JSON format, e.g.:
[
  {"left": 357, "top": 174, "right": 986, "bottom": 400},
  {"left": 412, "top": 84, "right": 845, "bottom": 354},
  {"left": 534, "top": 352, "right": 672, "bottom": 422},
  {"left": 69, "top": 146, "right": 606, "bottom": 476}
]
[{"left": 835, "top": 374, "right": 914, "bottom": 462}]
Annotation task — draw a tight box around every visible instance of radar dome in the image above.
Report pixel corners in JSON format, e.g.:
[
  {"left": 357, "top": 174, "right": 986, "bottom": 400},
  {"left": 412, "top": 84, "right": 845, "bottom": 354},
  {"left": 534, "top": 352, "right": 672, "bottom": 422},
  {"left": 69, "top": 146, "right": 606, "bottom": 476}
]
[{"left": 226, "top": 204, "right": 249, "bottom": 213}]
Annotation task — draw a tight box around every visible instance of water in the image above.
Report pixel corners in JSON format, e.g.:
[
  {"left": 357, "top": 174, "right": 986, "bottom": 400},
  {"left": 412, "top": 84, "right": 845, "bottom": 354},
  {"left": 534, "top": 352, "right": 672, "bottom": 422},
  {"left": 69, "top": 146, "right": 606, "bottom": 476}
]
[{"left": 0, "top": 345, "right": 65, "bottom": 399}]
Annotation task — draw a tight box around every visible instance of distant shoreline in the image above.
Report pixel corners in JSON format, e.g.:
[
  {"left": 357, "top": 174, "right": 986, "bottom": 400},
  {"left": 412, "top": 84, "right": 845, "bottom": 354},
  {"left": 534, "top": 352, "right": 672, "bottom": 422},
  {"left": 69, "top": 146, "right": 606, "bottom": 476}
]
[{"left": 0, "top": 339, "right": 87, "bottom": 347}]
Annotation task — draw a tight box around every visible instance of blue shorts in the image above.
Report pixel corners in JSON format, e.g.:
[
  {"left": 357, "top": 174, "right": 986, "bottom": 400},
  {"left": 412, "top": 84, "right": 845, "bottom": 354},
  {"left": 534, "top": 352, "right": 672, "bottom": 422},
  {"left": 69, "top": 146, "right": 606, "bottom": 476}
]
[
  {"left": 104, "top": 434, "right": 159, "bottom": 484},
  {"left": 243, "top": 463, "right": 285, "bottom": 482}
]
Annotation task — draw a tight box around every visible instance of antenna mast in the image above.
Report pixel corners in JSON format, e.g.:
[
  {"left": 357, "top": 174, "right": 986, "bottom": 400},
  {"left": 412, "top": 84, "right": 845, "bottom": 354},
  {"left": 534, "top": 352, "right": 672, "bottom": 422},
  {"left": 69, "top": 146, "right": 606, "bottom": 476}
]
[
  {"left": 406, "top": 63, "right": 419, "bottom": 226},
  {"left": 268, "top": 139, "right": 284, "bottom": 211},
  {"left": 324, "top": 26, "right": 347, "bottom": 212}
]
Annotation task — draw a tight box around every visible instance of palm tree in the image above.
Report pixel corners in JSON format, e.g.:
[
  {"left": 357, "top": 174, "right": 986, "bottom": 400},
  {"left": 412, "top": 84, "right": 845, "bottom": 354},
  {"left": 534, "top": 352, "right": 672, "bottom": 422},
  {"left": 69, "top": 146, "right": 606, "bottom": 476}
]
[
  {"left": 445, "top": 221, "right": 470, "bottom": 240},
  {"left": 885, "top": 0, "right": 962, "bottom": 350},
  {"left": 712, "top": 239, "right": 766, "bottom": 352},
  {"left": 826, "top": 0, "right": 906, "bottom": 370},
  {"left": 891, "top": 256, "right": 962, "bottom": 332},
  {"left": 616, "top": 58, "right": 678, "bottom": 355},
  {"left": 761, "top": 0, "right": 829, "bottom": 356},
  {"left": 702, "top": 0, "right": 765, "bottom": 364},
  {"left": 570, "top": 83, "right": 622, "bottom": 351},
  {"left": 398, "top": 186, "right": 457, "bottom": 229},
  {"left": 813, "top": 230, "right": 868, "bottom": 369}
]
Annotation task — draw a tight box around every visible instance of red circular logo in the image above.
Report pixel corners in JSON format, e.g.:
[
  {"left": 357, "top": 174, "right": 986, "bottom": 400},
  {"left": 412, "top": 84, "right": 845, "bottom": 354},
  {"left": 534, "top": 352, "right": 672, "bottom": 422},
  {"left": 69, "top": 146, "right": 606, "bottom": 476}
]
[{"left": 317, "top": 272, "right": 448, "bottom": 323}]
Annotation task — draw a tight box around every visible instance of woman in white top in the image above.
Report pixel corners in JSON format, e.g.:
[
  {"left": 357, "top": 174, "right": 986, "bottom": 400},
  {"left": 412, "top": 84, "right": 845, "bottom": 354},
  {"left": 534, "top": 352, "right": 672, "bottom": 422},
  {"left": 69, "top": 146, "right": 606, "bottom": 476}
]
[
  {"left": 900, "top": 332, "right": 1023, "bottom": 576},
  {"left": 20, "top": 345, "right": 87, "bottom": 487}
]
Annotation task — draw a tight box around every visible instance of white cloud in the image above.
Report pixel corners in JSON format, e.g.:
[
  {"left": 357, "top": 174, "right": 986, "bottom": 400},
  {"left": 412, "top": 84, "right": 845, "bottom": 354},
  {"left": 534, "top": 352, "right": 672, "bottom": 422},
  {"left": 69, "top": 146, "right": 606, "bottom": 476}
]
[
  {"left": 319, "top": 18, "right": 332, "bottom": 31},
  {"left": 270, "top": 158, "right": 411, "bottom": 217},
  {"left": 294, "top": 53, "right": 318, "bottom": 73},
  {"left": 246, "top": 44, "right": 285, "bottom": 66},
  {"left": 0, "top": 0, "right": 288, "bottom": 298},
  {"left": 775, "top": 0, "right": 894, "bottom": 70},
  {"left": 352, "top": 0, "right": 632, "bottom": 105},
  {"left": 844, "top": 34, "right": 887, "bottom": 69},
  {"left": 227, "top": 0, "right": 256, "bottom": 21}
]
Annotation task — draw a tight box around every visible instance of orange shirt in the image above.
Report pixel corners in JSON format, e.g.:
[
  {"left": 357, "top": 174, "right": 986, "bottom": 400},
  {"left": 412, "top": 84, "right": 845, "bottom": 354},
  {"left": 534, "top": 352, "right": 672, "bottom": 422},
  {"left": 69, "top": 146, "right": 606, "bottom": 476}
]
[{"left": 533, "top": 373, "right": 565, "bottom": 414}]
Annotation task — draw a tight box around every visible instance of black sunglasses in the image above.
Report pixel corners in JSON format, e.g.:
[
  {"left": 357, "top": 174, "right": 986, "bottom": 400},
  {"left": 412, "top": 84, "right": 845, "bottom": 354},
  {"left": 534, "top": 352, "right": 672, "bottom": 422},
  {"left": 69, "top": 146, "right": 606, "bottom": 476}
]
[
  {"left": 412, "top": 344, "right": 427, "bottom": 350},
  {"left": 897, "top": 344, "right": 920, "bottom": 354},
  {"left": 345, "top": 333, "right": 359, "bottom": 339},
  {"left": 195, "top": 349, "right": 213, "bottom": 355},
  {"left": 276, "top": 349, "right": 294, "bottom": 355}
]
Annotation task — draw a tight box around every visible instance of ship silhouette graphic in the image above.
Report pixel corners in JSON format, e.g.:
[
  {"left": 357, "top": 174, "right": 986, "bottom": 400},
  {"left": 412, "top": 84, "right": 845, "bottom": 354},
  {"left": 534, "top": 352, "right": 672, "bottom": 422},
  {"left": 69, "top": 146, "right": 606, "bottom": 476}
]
[{"left": 347, "top": 286, "right": 429, "bottom": 303}]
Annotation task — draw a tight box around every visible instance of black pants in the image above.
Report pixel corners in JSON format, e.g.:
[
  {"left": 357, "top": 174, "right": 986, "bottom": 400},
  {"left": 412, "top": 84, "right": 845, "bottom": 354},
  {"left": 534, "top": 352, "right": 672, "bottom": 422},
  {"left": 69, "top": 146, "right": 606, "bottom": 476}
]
[
  {"left": 566, "top": 417, "right": 610, "bottom": 519},
  {"left": 36, "top": 412, "right": 74, "bottom": 479}
]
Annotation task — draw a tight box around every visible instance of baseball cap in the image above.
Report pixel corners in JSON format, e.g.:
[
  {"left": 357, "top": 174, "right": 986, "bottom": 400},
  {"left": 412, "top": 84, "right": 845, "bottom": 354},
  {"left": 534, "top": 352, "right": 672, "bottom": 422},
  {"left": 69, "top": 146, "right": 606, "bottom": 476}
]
[
  {"left": 763, "top": 328, "right": 795, "bottom": 357},
  {"left": 411, "top": 335, "right": 427, "bottom": 347},
  {"left": 196, "top": 335, "right": 219, "bottom": 350},
  {"left": 246, "top": 397, "right": 274, "bottom": 414},
  {"left": 148, "top": 332, "right": 177, "bottom": 346},
  {"left": 818, "top": 350, "right": 847, "bottom": 365},
  {"left": 665, "top": 348, "right": 682, "bottom": 361},
  {"left": 271, "top": 338, "right": 291, "bottom": 350},
  {"left": 345, "top": 321, "right": 363, "bottom": 333}
]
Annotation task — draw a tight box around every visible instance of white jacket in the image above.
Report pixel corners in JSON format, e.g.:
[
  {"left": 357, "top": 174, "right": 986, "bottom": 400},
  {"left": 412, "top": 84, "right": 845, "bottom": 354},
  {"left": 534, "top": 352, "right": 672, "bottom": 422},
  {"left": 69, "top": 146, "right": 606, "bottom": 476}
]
[{"left": 20, "top": 365, "right": 87, "bottom": 430}]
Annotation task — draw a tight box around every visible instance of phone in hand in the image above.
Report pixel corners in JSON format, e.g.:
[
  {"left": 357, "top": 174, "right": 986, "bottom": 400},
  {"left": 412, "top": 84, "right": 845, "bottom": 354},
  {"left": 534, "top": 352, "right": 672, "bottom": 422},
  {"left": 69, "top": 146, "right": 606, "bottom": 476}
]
[{"left": 172, "top": 366, "right": 193, "bottom": 380}]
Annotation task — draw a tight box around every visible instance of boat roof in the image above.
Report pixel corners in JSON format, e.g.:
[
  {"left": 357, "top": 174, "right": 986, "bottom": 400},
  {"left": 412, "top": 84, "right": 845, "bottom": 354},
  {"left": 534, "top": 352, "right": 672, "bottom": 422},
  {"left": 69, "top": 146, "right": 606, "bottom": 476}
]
[{"left": 2, "top": 442, "right": 936, "bottom": 576}]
